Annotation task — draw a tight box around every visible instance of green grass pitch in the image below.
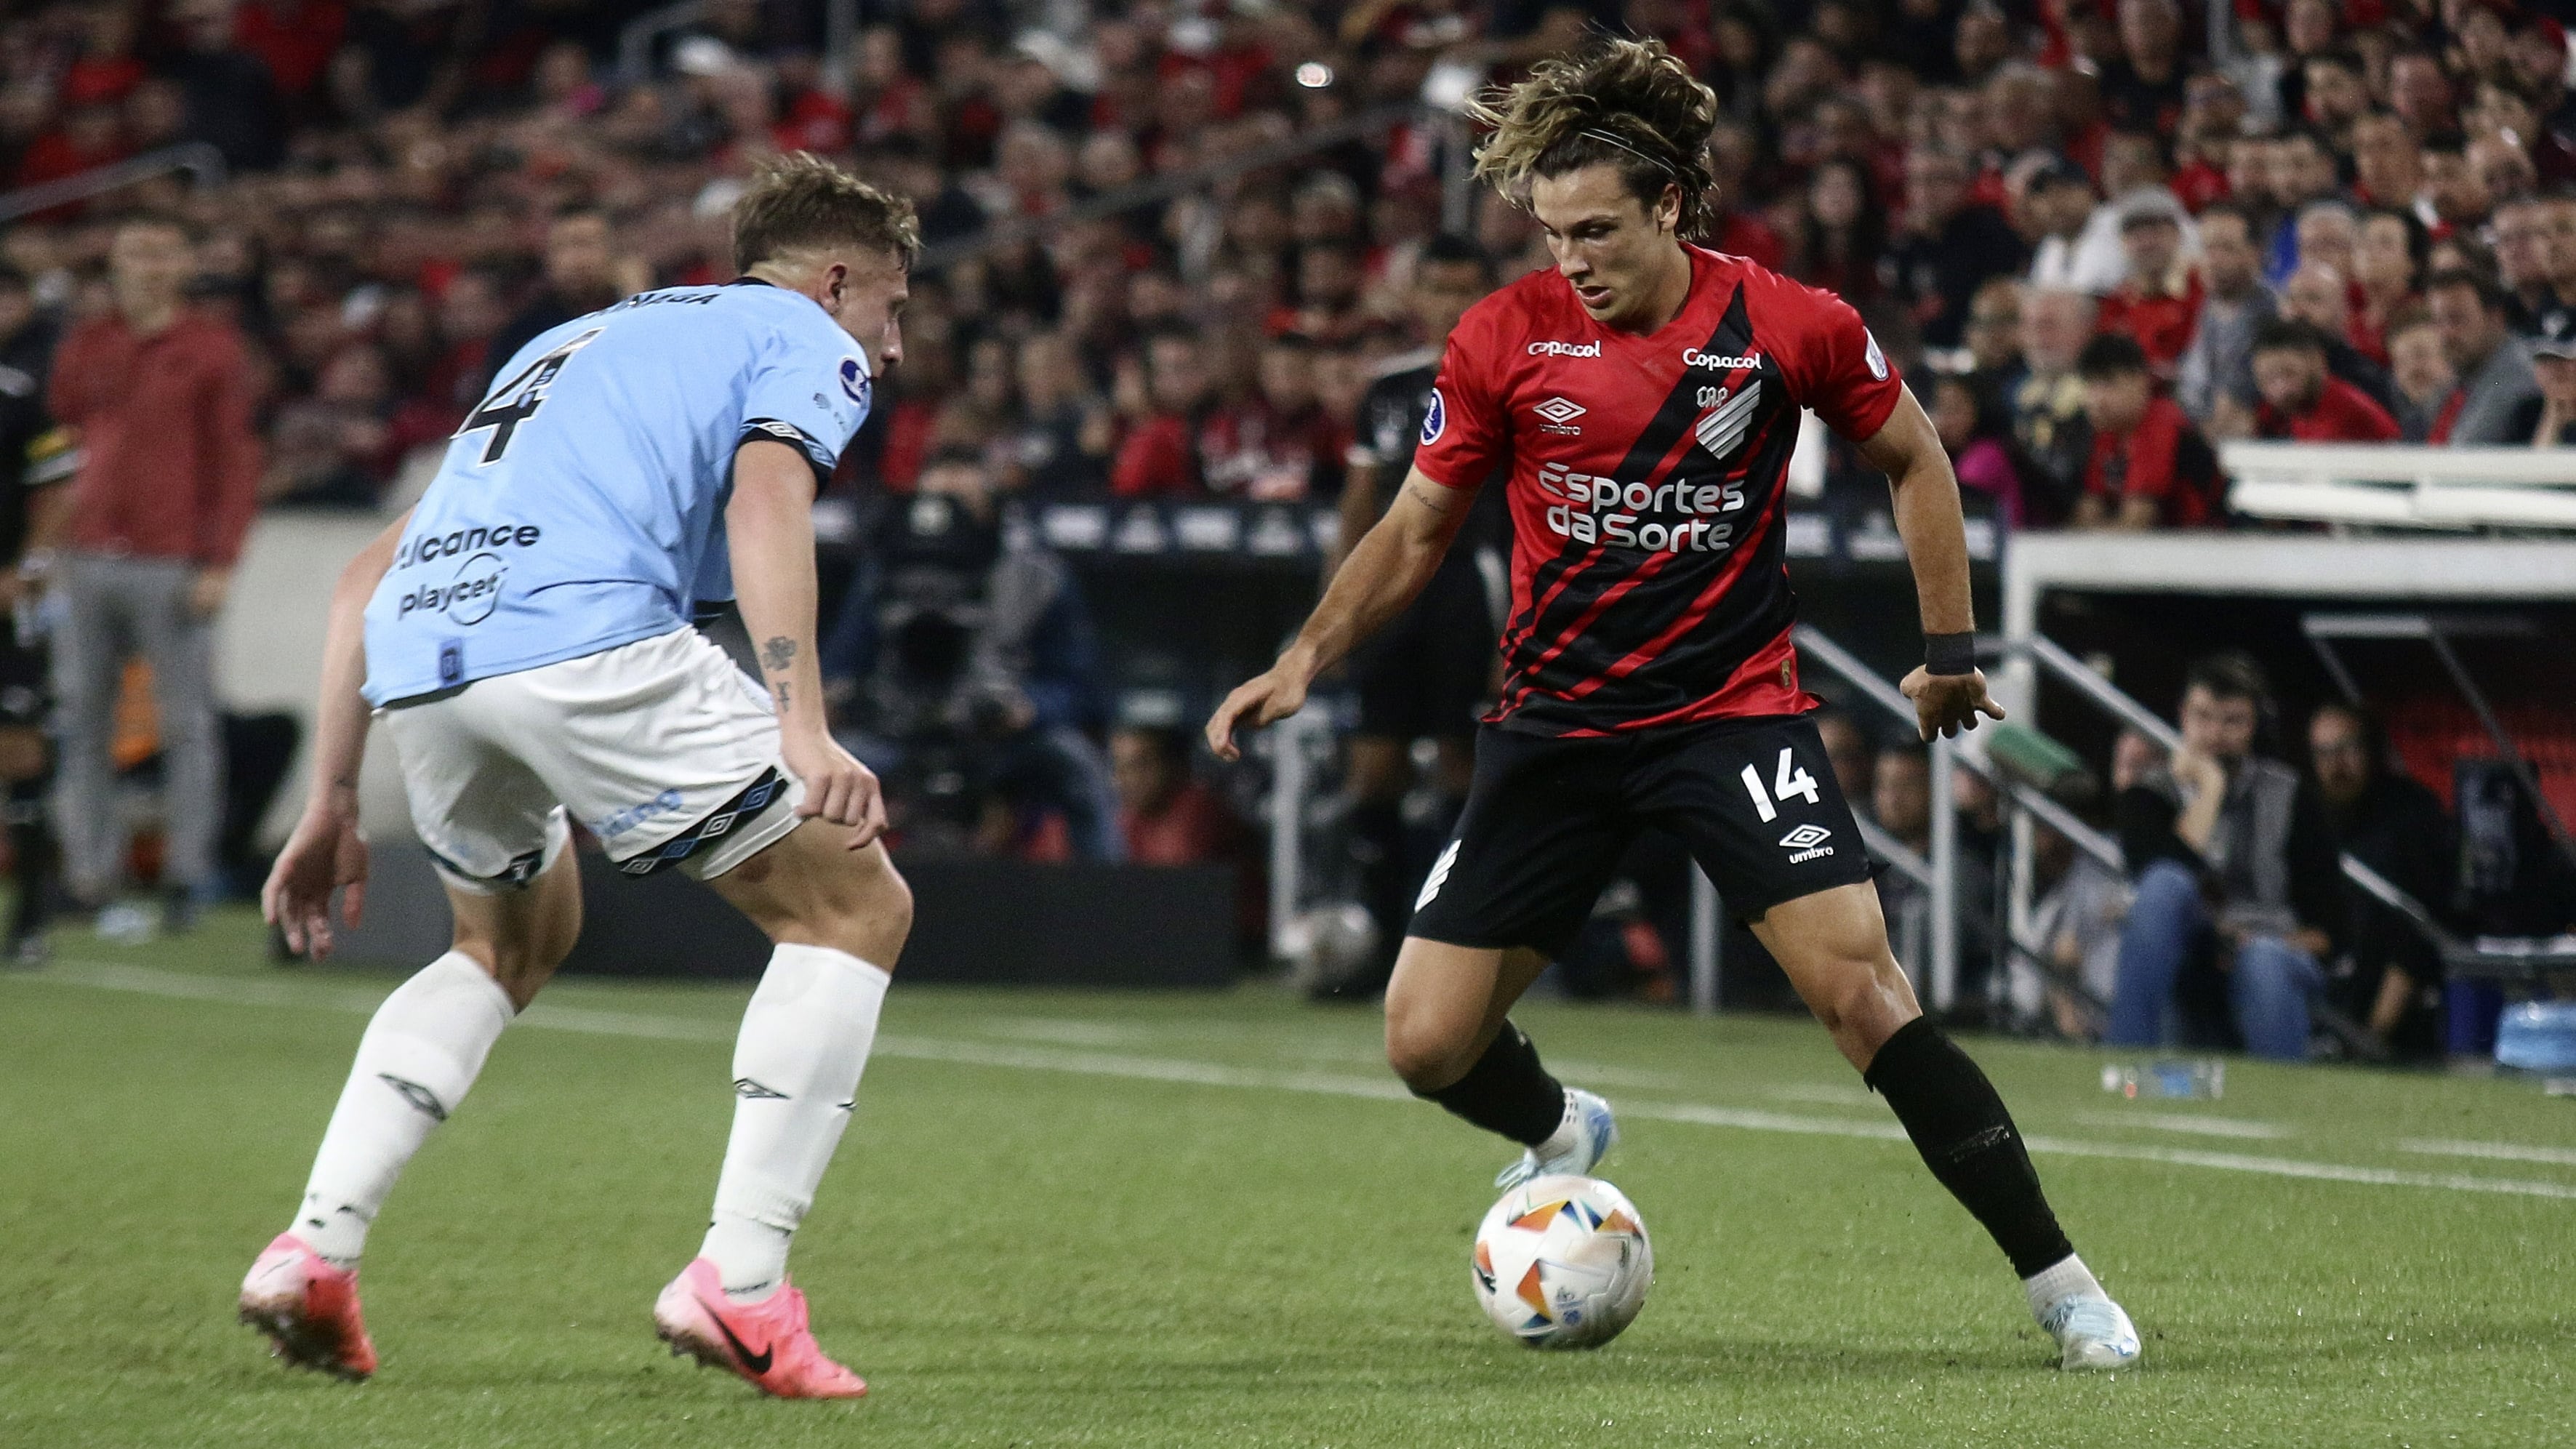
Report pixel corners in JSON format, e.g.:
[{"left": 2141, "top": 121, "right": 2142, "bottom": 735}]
[{"left": 5, "top": 909, "right": 2573, "bottom": 1448}]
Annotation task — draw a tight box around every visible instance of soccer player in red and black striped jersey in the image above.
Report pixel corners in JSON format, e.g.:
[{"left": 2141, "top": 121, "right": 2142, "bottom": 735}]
[{"left": 1208, "top": 39, "right": 2138, "bottom": 1370}]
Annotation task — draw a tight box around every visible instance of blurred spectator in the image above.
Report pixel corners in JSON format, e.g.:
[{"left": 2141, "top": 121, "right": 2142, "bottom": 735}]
[
  {"left": 1110, "top": 328, "right": 1211, "bottom": 498},
  {"left": 2094, "top": 209, "right": 2199, "bottom": 374},
  {"left": 2250, "top": 319, "right": 2402, "bottom": 442},
  {"left": 482, "top": 208, "right": 625, "bottom": 393},
  {"left": 2019, "top": 161, "right": 2098, "bottom": 292},
  {"left": 1200, "top": 332, "right": 1345, "bottom": 501},
  {"left": 2386, "top": 311, "right": 2465, "bottom": 442},
  {"left": 1959, "top": 277, "right": 2024, "bottom": 382},
  {"left": 2026, "top": 811, "right": 2131, "bottom": 1040},
  {"left": 2109, "top": 653, "right": 2342, "bottom": 1061},
  {"left": 0, "top": 263, "right": 65, "bottom": 958},
  {"left": 2350, "top": 208, "right": 2425, "bottom": 365},
  {"left": 1002, "top": 330, "right": 1112, "bottom": 497},
  {"left": 2069, "top": 130, "right": 2195, "bottom": 296},
  {"left": 1871, "top": 742, "right": 1999, "bottom": 999},
  {"left": 2010, "top": 287, "right": 2096, "bottom": 524},
  {"left": 1111, "top": 726, "right": 1239, "bottom": 866},
  {"left": 1786, "top": 158, "right": 1887, "bottom": 304},
  {"left": 2427, "top": 269, "right": 2543, "bottom": 444},
  {"left": 2508, "top": 334, "right": 2576, "bottom": 445},
  {"left": 42, "top": 214, "right": 258, "bottom": 931},
  {"left": 2175, "top": 202, "right": 2275, "bottom": 428},
  {"left": 1885, "top": 143, "right": 2025, "bottom": 349},
  {"left": 2075, "top": 332, "right": 2221, "bottom": 530},
  {"left": 2493, "top": 195, "right": 2559, "bottom": 333},
  {"left": 2279, "top": 262, "right": 2398, "bottom": 411},
  {"left": 2308, "top": 701, "right": 2450, "bottom": 1061},
  {"left": 1929, "top": 372, "right": 2029, "bottom": 527}
]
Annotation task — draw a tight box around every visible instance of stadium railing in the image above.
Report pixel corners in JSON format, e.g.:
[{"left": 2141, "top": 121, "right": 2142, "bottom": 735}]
[
  {"left": 0, "top": 143, "right": 227, "bottom": 222},
  {"left": 2220, "top": 442, "right": 2576, "bottom": 531}
]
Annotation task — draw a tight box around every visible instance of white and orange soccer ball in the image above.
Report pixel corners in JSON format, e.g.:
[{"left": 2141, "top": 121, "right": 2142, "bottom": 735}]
[{"left": 1469, "top": 1174, "right": 1653, "bottom": 1349}]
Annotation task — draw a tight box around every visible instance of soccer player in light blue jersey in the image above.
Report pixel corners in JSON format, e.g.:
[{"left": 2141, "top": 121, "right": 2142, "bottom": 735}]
[{"left": 241, "top": 155, "right": 915, "bottom": 1399}]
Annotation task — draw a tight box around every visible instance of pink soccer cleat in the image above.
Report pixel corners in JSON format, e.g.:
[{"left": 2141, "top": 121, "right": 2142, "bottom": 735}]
[
  {"left": 652, "top": 1258, "right": 867, "bottom": 1400},
  {"left": 238, "top": 1233, "right": 379, "bottom": 1381}
]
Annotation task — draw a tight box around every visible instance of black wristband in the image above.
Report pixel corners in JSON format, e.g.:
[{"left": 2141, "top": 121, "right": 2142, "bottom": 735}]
[{"left": 1925, "top": 632, "right": 1976, "bottom": 676}]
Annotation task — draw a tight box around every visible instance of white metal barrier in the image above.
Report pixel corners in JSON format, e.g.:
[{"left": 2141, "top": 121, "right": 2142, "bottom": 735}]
[{"left": 2222, "top": 442, "right": 2576, "bottom": 531}]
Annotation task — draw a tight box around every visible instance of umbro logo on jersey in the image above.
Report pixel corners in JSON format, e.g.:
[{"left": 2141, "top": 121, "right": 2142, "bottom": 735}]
[
  {"left": 1779, "top": 824, "right": 1836, "bottom": 862},
  {"left": 1532, "top": 396, "right": 1586, "bottom": 434},
  {"left": 1526, "top": 340, "right": 1602, "bottom": 357},
  {"left": 1682, "top": 349, "right": 1763, "bottom": 369}
]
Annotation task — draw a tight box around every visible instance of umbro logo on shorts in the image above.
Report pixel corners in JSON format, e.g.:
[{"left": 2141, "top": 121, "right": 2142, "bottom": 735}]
[
  {"left": 1416, "top": 839, "right": 1461, "bottom": 910},
  {"left": 1778, "top": 824, "right": 1835, "bottom": 863},
  {"left": 617, "top": 768, "right": 787, "bottom": 876}
]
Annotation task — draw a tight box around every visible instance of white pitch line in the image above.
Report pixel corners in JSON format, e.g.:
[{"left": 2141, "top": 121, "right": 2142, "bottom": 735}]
[
  {"left": 2067, "top": 1110, "right": 2294, "bottom": 1141},
  {"left": 2398, "top": 1138, "right": 2576, "bottom": 1168},
  {"left": 19, "top": 961, "right": 2576, "bottom": 1203}
]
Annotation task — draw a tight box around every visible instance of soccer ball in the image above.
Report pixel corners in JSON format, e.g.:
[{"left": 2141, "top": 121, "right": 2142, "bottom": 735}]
[{"left": 1470, "top": 1174, "right": 1653, "bottom": 1349}]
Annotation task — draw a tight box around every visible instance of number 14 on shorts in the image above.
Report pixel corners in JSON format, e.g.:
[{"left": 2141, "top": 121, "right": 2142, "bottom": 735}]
[{"left": 1738, "top": 747, "right": 1820, "bottom": 823}]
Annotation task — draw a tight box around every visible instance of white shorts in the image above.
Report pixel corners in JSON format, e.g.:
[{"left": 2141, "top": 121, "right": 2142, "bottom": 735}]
[{"left": 379, "top": 626, "right": 806, "bottom": 893}]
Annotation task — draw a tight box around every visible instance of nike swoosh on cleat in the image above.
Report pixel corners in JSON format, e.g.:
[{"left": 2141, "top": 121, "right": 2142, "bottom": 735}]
[{"left": 709, "top": 1309, "right": 774, "bottom": 1374}]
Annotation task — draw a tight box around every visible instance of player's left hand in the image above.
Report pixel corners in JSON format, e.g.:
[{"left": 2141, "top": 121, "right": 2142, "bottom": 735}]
[
  {"left": 784, "top": 728, "right": 888, "bottom": 850},
  {"left": 264, "top": 803, "right": 369, "bottom": 959},
  {"left": 1901, "top": 666, "right": 2006, "bottom": 741}
]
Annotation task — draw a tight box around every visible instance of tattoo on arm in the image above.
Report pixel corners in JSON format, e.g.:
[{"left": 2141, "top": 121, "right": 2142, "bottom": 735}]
[
  {"left": 760, "top": 636, "right": 797, "bottom": 675},
  {"left": 771, "top": 679, "right": 792, "bottom": 713}
]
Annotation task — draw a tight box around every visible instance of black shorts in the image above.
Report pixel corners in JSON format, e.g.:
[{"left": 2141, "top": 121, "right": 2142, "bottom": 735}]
[
  {"left": 1408, "top": 713, "right": 1872, "bottom": 957},
  {"left": 1348, "top": 547, "right": 1494, "bottom": 740}
]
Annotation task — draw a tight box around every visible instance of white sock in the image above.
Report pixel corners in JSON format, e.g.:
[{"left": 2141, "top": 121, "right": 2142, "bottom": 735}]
[
  {"left": 700, "top": 944, "right": 890, "bottom": 1303},
  {"left": 289, "top": 952, "right": 515, "bottom": 1267},
  {"left": 2022, "top": 1253, "right": 2108, "bottom": 1322}
]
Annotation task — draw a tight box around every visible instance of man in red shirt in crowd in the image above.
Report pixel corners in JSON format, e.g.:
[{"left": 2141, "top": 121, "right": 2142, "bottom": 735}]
[
  {"left": 37, "top": 213, "right": 261, "bottom": 931},
  {"left": 1110, "top": 327, "right": 1211, "bottom": 497},
  {"left": 2093, "top": 210, "right": 2202, "bottom": 376},
  {"left": 2250, "top": 318, "right": 2403, "bottom": 441},
  {"left": 2074, "top": 333, "right": 2223, "bottom": 529}
]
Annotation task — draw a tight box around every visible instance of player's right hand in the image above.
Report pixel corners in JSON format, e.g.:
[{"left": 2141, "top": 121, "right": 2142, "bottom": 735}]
[
  {"left": 1205, "top": 665, "right": 1311, "bottom": 763},
  {"left": 784, "top": 728, "right": 887, "bottom": 850},
  {"left": 264, "top": 804, "right": 369, "bottom": 959}
]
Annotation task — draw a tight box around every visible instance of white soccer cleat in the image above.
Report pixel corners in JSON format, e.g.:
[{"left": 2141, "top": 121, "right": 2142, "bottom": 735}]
[
  {"left": 1495, "top": 1088, "right": 1618, "bottom": 1190},
  {"left": 2042, "top": 1295, "right": 2140, "bottom": 1371}
]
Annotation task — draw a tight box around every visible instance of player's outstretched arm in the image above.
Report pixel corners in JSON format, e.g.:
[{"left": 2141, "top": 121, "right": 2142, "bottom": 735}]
[
  {"left": 265, "top": 510, "right": 409, "bottom": 957},
  {"left": 727, "top": 438, "right": 886, "bottom": 848},
  {"left": 1855, "top": 388, "right": 2006, "bottom": 742},
  {"left": 1207, "top": 467, "right": 1471, "bottom": 761}
]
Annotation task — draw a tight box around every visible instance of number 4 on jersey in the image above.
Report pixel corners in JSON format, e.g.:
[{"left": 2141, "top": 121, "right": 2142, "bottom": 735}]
[
  {"left": 1738, "top": 747, "right": 1821, "bottom": 823},
  {"left": 458, "top": 328, "right": 604, "bottom": 464}
]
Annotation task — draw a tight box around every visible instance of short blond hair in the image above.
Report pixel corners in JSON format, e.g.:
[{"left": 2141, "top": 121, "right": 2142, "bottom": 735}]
[{"left": 731, "top": 151, "right": 920, "bottom": 273}]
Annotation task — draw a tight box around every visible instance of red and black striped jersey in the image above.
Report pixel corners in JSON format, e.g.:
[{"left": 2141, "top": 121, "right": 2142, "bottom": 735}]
[{"left": 1412, "top": 246, "right": 1903, "bottom": 737}]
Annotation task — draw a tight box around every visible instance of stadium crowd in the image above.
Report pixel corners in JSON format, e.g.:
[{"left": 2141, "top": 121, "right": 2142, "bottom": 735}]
[
  {"left": 0, "top": 0, "right": 2569, "bottom": 1059},
  {"left": 1, "top": 0, "right": 2573, "bottom": 521}
]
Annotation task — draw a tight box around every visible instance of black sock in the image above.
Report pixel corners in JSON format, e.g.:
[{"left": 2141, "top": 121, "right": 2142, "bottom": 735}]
[
  {"left": 1863, "top": 1016, "right": 2074, "bottom": 1278},
  {"left": 1349, "top": 797, "right": 1408, "bottom": 953},
  {"left": 1415, "top": 1022, "right": 1566, "bottom": 1147}
]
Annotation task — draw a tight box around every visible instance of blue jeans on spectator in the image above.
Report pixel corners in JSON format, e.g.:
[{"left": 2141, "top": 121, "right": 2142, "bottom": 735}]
[{"left": 2108, "top": 859, "right": 2322, "bottom": 1060}]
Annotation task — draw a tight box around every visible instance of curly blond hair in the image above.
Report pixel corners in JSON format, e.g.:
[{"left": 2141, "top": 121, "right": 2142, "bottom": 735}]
[{"left": 1466, "top": 37, "right": 1722, "bottom": 239}]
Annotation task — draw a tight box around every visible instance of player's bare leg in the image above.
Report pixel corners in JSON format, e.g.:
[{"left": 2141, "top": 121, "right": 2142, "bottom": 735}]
[
  {"left": 651, "top": 819, "right": 910, "bottom": 1400},
  {"left": 243, "top": 849, "right": 583, "bottom": 1378},
  {"left": 1752, "top": 882, "right": 2138, "bottom": 1369},
  {"left": 1384, "top": 939, "right": 1617, "bottom": 1187}
]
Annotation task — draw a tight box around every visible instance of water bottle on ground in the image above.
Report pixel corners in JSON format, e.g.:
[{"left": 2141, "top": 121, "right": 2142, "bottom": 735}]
[{"left": 2099, "top": 1059, "right": 2225, "bottom": 1100}]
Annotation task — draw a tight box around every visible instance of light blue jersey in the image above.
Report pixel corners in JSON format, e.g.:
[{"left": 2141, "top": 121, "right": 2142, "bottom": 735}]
[{"left": 361, "top": 280, "right": 870, "bottom": 705}]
